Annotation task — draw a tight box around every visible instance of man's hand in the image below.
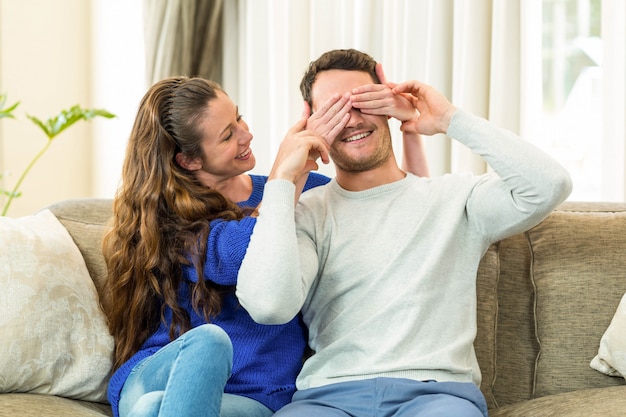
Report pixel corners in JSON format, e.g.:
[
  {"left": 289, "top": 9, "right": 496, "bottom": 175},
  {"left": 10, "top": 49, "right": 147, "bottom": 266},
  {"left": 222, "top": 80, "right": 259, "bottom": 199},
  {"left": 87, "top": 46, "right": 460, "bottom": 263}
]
[
  {"left": 392, "top": 80, "right": 456, "bottom": 136},
  {"left": 350, "top": 63, "right": 419, "bottom": 133},
  {"left": 304, "top": 93, "right": 351, "bottom": 145}
]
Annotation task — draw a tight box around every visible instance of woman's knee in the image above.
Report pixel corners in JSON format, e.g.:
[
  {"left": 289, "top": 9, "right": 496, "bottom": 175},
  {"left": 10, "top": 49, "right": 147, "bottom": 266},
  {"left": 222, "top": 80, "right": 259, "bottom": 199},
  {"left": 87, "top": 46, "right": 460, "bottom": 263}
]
[
  {"left": 220, "top": 394, "right": 273, "bottom": 417},
  {"left": 186, "top": 324, "right": 232, "bottom": 349},
  {"left": 181, "top": 324, "right": 233, "bottom": 365},
  {"left": 126, "top": 391, "right": 164, "bottom": 417}
]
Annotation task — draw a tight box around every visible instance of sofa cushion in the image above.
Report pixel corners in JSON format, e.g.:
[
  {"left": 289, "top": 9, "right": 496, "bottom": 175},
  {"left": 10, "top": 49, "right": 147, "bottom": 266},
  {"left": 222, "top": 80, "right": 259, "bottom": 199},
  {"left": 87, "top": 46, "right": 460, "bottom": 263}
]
[
  {"left": 529, "top": 208, "right": 626, "bottom": 397},
  {"left": 0, "top": 210, "right": 114, "bottom": 402},
  {"left": 0, "top": 393, "right": 112, "bottom": 417},
  {"left": 489, "top": 385, "right": 626, "bottom": 417}
]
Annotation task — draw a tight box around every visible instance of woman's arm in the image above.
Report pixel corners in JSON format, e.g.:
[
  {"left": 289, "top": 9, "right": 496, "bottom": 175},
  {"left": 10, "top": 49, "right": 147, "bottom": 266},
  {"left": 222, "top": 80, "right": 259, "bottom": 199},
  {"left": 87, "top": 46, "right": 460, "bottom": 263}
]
[{"left": 182, "top": 216, "right": 256, "bottom": 286}]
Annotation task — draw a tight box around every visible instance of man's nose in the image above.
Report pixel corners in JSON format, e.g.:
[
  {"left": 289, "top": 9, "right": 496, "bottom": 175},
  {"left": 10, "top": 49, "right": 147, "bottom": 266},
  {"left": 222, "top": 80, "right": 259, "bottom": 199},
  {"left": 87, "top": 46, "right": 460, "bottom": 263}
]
[{"left": 346, "top": 108, "right": 364, "bottom": 127}]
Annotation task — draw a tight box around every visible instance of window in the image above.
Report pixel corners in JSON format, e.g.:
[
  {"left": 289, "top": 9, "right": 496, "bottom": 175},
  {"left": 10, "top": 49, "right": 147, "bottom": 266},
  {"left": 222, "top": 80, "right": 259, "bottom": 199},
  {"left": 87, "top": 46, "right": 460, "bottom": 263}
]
[{"left": 534, "top": 0, "right": 625, "bottom": 201}]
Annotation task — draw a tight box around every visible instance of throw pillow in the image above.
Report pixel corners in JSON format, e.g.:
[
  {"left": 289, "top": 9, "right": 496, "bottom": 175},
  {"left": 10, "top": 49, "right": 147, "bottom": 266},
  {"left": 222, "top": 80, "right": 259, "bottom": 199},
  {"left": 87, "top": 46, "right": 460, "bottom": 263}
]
[
  {"left": 590, "top": 292, "right": 626, "bottom": 378},
  {"left": 0, "top": 209, "right": 114, "bottom": 402}
]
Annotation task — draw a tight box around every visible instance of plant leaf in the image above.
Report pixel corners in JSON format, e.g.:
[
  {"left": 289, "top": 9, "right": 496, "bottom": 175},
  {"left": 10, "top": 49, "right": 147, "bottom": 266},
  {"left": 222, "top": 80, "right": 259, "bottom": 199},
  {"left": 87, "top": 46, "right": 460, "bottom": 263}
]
[
  {"left": 26, "top": 105, "right": 116, "bottom": 140},
  {"left": 0, "top": 189, "right": 21, "bottom": 198},
  {"left": 0, "top": 94, "right": 20, "bottom": 119}
]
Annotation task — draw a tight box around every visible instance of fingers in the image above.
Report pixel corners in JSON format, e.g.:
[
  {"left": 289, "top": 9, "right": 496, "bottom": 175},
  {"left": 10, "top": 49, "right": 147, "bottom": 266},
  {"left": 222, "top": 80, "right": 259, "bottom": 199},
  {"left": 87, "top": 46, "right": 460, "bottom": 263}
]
[
  {"left": 269, "top": 130, "right": 330, "bottom": 183},
  {"left": 375, "top": 62, "right": 387, "bottom": 84},
  {"left": 351, "top": 82, "right": 387, "bottom": 98},
  {"left": 351, "top": 82, "right": 418, "bottom": 123},
  {"left": 311, "top": 93, "right": 351, "bottom": 122},
  {"left": 302, "top": 101, "right": 312, "bottom": 119},
  {"left": 350, "top": 84, "right": 394, "bottom": 113},
  {"left": 324, "top": 113, "right": 350, "bottom": 145},
  {"left": 374, "top": 64, "right": 398, "bottom": 88},
  {"left": 308, "top": 136, "right": 330, "bottom": 165},
  {"left": 307, "top": 93, "right": 351, "bottom": 144},
  {"left": 392, "top": 80, "right": 425, "bottom": 97}
]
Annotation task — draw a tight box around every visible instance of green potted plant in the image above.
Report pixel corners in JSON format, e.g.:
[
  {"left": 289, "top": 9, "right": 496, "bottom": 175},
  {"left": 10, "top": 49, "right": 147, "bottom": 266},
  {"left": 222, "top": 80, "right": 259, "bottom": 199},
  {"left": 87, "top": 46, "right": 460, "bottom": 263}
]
[{"left": 0, "top": 93, "right": 115, "bottom": 216}]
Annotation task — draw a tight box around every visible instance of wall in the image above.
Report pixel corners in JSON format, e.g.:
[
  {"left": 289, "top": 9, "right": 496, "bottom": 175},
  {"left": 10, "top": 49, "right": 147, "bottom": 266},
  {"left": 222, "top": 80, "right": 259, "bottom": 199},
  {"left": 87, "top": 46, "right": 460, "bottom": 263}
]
[
  {"left": 90, "top": 0, "right": 145, "bottom": 201},
  {"left": 0, "top": 0, "right": 145, "bottom": 217},
  {"left": 0, "top": 0, "right": 91, "bottom": 217}
]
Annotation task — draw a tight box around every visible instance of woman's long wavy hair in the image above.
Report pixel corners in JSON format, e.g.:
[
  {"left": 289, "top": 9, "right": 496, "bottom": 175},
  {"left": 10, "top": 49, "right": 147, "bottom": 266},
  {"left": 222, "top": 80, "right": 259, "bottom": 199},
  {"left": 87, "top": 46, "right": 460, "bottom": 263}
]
[{"left": 102, "top": 76, "right": 245, "bottom": 371}]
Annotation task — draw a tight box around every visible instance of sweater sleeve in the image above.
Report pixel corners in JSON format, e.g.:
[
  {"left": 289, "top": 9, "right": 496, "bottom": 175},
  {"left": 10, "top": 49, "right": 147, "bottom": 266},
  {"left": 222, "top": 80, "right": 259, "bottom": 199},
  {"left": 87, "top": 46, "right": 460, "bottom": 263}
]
[
  {"left": 182, "top": 216, "right": 257, "bottom": 286},
  {"left": 236, "top": 180, "right": 310, "bottom": 324},
  {"left": 183, "top": 174, "right": 329, "bottom": 288},
  {"left": 448, "top": 109, "right": 572, "bottom": 242}
]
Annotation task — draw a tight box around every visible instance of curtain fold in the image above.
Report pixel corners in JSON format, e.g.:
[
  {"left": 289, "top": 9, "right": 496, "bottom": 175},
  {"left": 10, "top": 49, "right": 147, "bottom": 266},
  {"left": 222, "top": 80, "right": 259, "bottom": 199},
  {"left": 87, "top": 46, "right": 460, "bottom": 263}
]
[
  {"left": 601, "top": 0, "right": 626, "bottom": 200},
  {"left": 143, "top": 0, "right": 223, "bottom": 86},
  {"left": 450, "top": 0, "right": 493, "bottom": 174}
]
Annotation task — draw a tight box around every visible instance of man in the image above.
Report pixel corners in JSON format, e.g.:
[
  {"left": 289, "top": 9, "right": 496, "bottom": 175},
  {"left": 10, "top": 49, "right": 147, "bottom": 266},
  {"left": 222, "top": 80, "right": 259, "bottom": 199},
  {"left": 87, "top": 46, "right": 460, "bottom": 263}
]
[{"left": 237, "top": 49, "right": 572, "bottom": 416}]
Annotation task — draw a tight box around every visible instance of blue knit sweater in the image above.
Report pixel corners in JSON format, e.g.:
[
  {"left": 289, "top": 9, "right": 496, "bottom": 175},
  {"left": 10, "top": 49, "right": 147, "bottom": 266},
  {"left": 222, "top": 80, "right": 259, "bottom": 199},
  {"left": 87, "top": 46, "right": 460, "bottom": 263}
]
[{"left": 107, "top": 173, "right": 330, "bottom": 417}]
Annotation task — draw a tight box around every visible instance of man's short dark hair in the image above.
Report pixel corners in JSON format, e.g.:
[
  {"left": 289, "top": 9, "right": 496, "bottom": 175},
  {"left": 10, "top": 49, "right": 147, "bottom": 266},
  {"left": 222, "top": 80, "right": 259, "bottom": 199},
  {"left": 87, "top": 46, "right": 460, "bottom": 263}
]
[{"left": 300, "top": 49, "right": 381, "bottom": 109}]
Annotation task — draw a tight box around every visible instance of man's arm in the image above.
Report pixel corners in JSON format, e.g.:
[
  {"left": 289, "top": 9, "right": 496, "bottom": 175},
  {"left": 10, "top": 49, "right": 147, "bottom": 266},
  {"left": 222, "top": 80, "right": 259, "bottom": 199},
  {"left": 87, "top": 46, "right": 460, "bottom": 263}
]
[
  {"left": 447, "top": 109, "right": 571, "bottom": 240},
  {"left": 393, "top": 80, "right": 572, "bottom": 240}
]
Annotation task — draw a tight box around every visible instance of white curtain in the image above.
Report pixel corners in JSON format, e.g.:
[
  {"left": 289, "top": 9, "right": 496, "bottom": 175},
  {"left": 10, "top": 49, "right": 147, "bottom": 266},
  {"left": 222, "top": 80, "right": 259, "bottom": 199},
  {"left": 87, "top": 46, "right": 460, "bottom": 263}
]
[
  {"left": 600, "top": 0, "right": 626, "bottom": 200},
  {"left": 222, "top": 0, "right": 625, "bottom": 201},
  {"left": 222, "top": 0, "right": 524, "bottom": 178}
]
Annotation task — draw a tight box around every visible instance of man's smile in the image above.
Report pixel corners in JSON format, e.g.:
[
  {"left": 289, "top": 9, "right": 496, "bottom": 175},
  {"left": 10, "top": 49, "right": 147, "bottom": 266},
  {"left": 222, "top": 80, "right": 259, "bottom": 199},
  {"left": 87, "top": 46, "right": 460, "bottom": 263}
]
[{"left": 341, "top": 131, "right": 372, "bottom": 143}]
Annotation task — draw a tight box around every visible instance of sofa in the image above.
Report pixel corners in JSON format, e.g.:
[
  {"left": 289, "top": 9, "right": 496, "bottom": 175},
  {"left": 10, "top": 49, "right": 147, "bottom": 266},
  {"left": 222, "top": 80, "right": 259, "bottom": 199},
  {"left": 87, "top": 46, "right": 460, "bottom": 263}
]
[{"left": 1, "top": 198, "right": 625, "bottom": 417}]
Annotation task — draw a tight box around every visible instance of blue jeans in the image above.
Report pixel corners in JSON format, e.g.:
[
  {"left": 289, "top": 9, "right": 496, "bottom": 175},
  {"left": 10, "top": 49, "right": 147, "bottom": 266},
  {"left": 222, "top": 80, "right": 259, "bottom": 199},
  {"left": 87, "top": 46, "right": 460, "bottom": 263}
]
[
  {"left": 118, "top": 324, "right": 273, "bottom": 417},
  {"left": 273, "top": 378, "right": 489, "bottom": 417}
]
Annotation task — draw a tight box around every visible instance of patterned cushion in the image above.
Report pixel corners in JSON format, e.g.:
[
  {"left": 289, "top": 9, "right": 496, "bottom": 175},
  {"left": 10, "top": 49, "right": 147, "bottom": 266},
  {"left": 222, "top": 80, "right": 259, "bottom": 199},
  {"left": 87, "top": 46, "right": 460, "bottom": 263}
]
[{"left": 0, "top": 210, "right": 113, "bottom": 402}]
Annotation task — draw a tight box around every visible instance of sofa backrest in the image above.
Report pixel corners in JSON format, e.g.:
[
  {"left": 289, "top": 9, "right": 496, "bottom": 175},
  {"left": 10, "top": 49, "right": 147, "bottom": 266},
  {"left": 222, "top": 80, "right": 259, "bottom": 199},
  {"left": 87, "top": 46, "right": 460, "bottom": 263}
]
[
  {"left": 47, "top": 198, "right": 113, "bottom": 296},
  {"left": 475, "top": 201, "right": 626, "bottom": 409}
]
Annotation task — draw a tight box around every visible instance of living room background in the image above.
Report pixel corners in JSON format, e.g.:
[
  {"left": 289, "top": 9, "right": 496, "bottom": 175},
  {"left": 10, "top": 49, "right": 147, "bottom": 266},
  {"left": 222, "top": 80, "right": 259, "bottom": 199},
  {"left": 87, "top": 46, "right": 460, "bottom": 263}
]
[{"left": 0, "top": 0, "right": 624, "bottom": 217}]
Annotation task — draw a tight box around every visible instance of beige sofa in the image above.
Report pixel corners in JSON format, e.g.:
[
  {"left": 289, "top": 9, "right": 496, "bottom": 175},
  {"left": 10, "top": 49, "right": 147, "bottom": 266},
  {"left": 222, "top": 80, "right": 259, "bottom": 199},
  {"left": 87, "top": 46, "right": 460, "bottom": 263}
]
[{"left": 1, "top": 198, "right": 625, "bottom": 417}]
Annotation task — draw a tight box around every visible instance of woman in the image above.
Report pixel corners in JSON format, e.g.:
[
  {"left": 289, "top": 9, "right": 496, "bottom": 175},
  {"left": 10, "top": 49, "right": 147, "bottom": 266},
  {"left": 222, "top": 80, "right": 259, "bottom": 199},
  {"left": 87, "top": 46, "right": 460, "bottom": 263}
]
[{"left": 103, "top": 75, "right": 428, "bottom": 417}]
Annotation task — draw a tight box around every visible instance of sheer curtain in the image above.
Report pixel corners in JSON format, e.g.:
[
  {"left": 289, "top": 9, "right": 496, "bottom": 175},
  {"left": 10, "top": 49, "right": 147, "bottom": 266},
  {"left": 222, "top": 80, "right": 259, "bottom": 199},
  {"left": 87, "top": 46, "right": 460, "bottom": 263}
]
[
  {"left": 222, "top": 0, "right": 525, "bottom": 178},
  {"left": 600, "top": 0, "right": 625, "bottom": 200},
  {"left": 520, "top": 0, "right": 625, "bottom": 201},
  {"left": 143, "top": 0, "right": 224, "bottom": 85}
]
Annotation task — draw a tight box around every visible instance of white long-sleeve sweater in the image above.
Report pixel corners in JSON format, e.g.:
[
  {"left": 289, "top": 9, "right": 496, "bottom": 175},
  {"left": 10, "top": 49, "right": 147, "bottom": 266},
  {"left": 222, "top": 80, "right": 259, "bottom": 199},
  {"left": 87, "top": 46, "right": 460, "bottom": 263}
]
[{"left": 237, "top": 109, "right": 572, "bottom": 391}]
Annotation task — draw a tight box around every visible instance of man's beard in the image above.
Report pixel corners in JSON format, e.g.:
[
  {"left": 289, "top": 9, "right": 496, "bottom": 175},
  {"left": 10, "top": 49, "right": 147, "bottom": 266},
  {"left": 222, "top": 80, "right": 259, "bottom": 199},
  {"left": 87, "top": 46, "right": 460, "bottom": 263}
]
[{"left": 330, "top": 130, "right": 393, "bottom": 173}]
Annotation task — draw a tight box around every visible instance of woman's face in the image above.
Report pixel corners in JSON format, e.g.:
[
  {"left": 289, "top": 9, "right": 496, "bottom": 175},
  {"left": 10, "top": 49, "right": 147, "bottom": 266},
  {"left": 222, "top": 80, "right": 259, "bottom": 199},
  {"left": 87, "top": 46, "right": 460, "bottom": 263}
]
[{"left": 189, "top": 91, "right": 255, "bottom": 187}]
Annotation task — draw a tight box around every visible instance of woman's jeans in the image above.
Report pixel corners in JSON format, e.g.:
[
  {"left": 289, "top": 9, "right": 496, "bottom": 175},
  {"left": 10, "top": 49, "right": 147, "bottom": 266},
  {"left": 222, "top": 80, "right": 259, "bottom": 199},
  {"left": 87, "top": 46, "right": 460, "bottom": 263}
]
[{"left": 118, "top": 324, "right": 272, "bottom": 417}]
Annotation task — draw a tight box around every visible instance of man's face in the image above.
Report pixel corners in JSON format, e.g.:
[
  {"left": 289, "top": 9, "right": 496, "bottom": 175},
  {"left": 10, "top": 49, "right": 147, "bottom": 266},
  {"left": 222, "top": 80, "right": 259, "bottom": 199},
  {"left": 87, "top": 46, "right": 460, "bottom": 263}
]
[{"left": 311, "top": 69, "right": 393, "bottom": 173}]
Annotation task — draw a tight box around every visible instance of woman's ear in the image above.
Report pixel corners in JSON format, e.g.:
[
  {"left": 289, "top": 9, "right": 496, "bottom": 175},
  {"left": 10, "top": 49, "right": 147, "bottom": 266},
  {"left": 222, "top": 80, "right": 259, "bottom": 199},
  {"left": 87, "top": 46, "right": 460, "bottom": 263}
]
[{"left": 175, "top": 152, "right": 202, "bottom": 171}]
